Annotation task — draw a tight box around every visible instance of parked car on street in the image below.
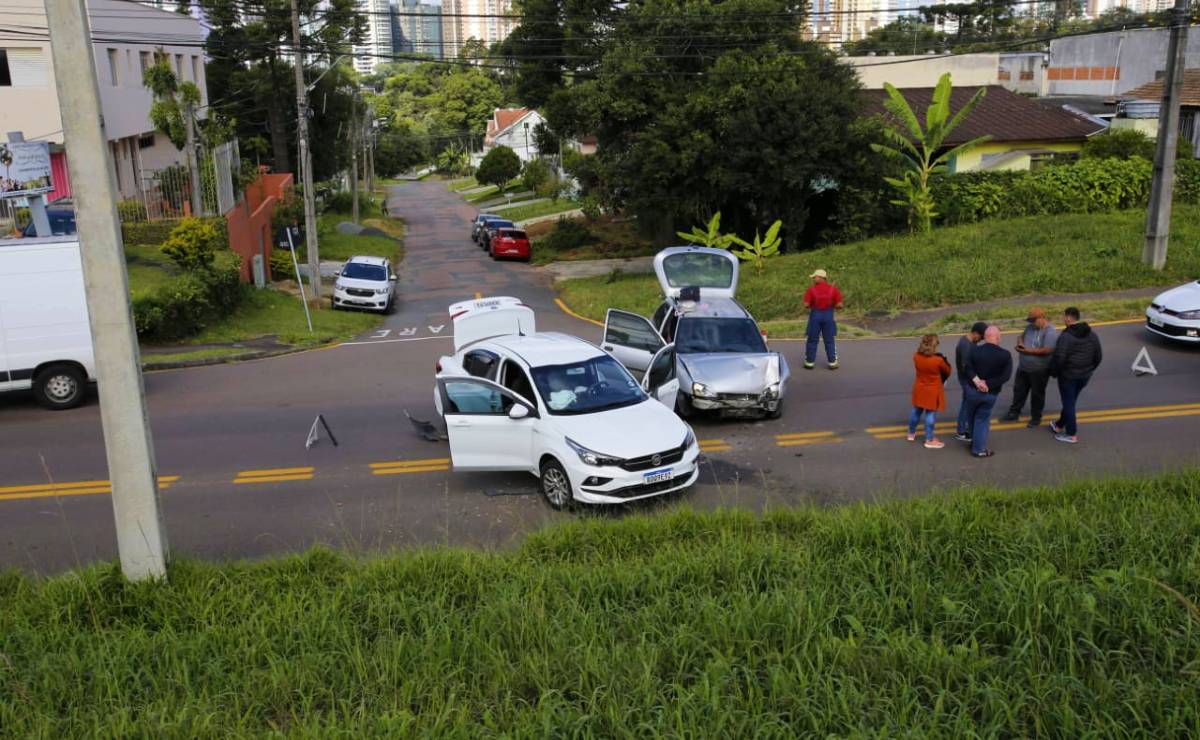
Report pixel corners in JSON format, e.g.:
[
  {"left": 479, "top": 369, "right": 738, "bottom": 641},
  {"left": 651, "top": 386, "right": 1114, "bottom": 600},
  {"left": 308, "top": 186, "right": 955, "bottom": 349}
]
[
  {"left": 20, "top": 202, "right": 76, "bottom": 238},
  {"left": 331, "top": 255, "right": 397, "bottom": 312},
  {"left": 0, "top": 237, "right": 95, "bottom": 409},
  {"left": 1146, "top": 280, "right": 1200, "bottom": 342},
  {"left": 470, "top": 213, "right": 500, "bottom": 242},
  {"left": 434, "top": 296, "right": 698, "bottom": 509},
  {"left": 601, "top": 246, "right": 789, "bottom": 419},
  {"left": 476, "top": 218, "right": 514, "bottom": 249},
  {"left": 489, "top": 227, "right": 531, "bottom": 261}
]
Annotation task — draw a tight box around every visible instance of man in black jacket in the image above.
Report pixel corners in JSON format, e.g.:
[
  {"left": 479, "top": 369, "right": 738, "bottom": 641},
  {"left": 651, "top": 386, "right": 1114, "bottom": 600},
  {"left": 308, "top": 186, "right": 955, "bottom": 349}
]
[
  {"left": 1049, "top": 307, "right": 1103, "bottom": 444},
  {"left": 953, "top": 322, "right": 989, "bottom": 442},
  {"left": 962, "top": 326, "right": 1013, "bottom": 458}
]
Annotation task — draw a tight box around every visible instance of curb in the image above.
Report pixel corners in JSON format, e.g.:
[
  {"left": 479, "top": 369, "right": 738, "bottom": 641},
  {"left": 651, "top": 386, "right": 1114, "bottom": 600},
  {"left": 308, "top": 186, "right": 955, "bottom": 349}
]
[{"left": 141, "top": 344, "right": 330, "bottom": 372}]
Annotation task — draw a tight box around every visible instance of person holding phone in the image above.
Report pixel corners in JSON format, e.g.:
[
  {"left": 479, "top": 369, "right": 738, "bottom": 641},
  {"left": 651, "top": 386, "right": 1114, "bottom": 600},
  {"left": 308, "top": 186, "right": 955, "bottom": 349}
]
[{"left": 1002, "top": 308, "right": 1057, "bottom": 428}]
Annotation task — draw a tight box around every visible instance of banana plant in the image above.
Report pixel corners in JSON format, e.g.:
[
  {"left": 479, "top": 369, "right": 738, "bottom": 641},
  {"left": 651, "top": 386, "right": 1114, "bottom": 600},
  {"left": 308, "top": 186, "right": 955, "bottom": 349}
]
[
  {"left": 676, "top": 211, "right": 735, "bottom": 249},
  {"left": 870, "top": 73, "right": 991, "bottom": 232},
  {"left": 729, "top": 219, "right": 782, "bottom": 272}
]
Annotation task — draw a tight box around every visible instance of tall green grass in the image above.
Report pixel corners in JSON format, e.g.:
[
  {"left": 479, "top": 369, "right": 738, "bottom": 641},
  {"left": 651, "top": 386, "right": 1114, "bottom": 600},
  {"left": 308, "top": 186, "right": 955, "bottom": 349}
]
[
  {"left": 558, "top": 206, "right": 1200, "bottom": 322},
  {"left": 3, "top": 471, "right": 1199, "bottom": 735}
]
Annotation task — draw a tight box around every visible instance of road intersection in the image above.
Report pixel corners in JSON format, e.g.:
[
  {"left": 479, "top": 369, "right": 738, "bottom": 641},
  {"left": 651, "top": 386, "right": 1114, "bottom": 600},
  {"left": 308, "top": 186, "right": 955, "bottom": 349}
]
[{"left": 1, "top": 181, "right": 1197, "bottom": 573}]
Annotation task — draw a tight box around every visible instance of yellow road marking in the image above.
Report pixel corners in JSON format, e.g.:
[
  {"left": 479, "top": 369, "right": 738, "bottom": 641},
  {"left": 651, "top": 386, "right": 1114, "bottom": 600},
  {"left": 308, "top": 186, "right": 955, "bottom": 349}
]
[
  {"left": 371, "top": 458, "right": 451, "bottom": 475},
  {"left": 234, "top": 467, "right": 314, "bottom": 484},
  {"left": 554, "top": 298, "right": 605, "bottom": 328},
  {"left": 699, "top": 439, "right": 732, "bottom": 453},
  {"left": 0, "top": 475, "right": 181, "bottom": 502},
  {"left": 776, "top": 430, "right": 839, "bottom": 440},
  {"left": 872, "top": 403, "right": 1200, "bottom": 439},
  {"left": 373, "top": 465, "right": 450, "bottom": 476},
  {"left": 776, "top": 436, "right": 845, "bottom": 447}
]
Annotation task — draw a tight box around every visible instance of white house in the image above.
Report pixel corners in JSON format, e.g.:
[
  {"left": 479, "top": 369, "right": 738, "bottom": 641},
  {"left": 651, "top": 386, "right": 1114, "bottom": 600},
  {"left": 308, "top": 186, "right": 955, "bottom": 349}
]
[
  {"left": 0, "top": 0, "right": 208, "bottom": 201},
  {"left": 483, "top": 108, "right": 547, "bottom": 163}
]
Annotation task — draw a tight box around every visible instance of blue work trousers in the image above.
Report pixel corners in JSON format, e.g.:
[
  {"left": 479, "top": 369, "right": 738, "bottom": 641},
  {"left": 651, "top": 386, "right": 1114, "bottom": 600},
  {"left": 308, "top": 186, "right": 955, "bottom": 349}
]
[
  {"left": 962, "top": 386, "right": 998, "bottom": 455},
  {"left": 805, "top": 308, "right": 837, "bottom": 364}
]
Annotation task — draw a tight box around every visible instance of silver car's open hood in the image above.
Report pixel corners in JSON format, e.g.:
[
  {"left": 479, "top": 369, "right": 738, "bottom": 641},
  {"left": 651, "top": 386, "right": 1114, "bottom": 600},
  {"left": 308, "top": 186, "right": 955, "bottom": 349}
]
[{"left": 680, "top": 353, "right": 781, "bottom": 394}]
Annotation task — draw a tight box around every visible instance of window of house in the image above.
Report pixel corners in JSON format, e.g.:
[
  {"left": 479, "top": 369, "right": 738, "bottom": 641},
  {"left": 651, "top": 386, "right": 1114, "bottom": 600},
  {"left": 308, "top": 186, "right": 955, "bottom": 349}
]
[
  {"left": 138, "top": 134, "right": 155, "bottom": 149},
  {"left": 174, "top": 53, "right": 183, "bottom": 78},
  {"left": 0, "top": 50, "right": 11, "bottom": 87},
  {"left": 191, "top": 55, "right": 201, "bottom": 86},
  {"left": 107, "top": 48, "right": 120, "bottom": 85},
  {"left": 140, "top": 51, "right": 152, "bottom": 80}
]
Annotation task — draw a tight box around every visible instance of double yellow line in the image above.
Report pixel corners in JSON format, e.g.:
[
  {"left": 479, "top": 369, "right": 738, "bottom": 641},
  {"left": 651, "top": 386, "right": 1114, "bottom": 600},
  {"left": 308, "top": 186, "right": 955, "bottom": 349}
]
[
  {"left": 371, "top": 458, "right": 450, "bottom": 476},
  {"left": 233, "top": 467, "right": 314, "bottom": 484},
  {"left": 775, "top": 431, "right": 843, "bottom": 447},
  {"left": 868, "top": 401, "right": 1200, "bottom": 440},
  {"left": 699, "top": 439, "right": 732, "bottom": 453},
  {"left": 0, "top": 476, "right": 180, "bottom": 502}
]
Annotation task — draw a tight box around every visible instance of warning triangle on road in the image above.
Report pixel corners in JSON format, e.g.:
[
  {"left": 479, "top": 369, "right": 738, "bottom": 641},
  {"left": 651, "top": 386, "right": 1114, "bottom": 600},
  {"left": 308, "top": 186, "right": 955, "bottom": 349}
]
[
  {"left": 1131, "top": 346, "right": 1158, "bottom": 376},
  {"left": 305, "top": 416, "right": 321, "bottom": 449}
]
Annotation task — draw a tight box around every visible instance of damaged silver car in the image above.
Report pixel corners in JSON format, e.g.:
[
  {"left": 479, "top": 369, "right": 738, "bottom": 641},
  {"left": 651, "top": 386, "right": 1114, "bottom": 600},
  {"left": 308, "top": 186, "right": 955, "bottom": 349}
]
[{"left": 600, "top": 246, "right": 789, "bottom": 419}]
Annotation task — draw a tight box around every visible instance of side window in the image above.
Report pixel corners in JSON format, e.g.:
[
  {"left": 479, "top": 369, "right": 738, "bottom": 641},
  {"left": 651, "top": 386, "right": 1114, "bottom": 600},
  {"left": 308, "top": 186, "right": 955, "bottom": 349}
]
[
  {"left": 500, "top": 360, "right": 536, "bottom": 404},
  {"left": 463, "top": 350, "right": 499, "bottom": 379},
  {"left": 662, "top": 312, "right": 679, "bottom": 343},
  {"left": 606, "top": 311, "right": 663, "bottom": 353},
  {"left": 647, "top": 347, "right": 675, "bottom": 389},
  {"left": 443, "top": 380, "right": 513, "bottom": 415},
  {"left": 652, "top": 301, "right": 671, "bottom": 332}
]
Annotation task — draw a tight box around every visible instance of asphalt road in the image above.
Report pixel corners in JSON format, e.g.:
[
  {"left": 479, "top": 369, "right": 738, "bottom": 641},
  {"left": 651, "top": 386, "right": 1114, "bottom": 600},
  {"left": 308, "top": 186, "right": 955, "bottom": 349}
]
[{"left": 2, "top": 181, "right": 1198, "bottom": 574}]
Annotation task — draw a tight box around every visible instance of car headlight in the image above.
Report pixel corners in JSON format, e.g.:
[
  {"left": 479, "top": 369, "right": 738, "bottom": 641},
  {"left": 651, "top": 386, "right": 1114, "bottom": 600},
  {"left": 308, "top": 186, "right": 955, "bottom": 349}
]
[
  {"left": 682, "top": 428, "right": 696, "bottom": 449},
  {"left": 1177, "top": 309, "right": 1200, "bottom": 320},
  {"left": 334, "top": 281, "right": 345, "bottom": 290},
  {"left": 565, "top": 437, "right": 624, "bottom": 467},
  {"left": 765, "top": 383, "right": 781, "bottom": 398},
  {"left": 375, "top": 287, "right": 390, "bottom": 295},
  {"left": 692, "top": 382, "right": 717, "bottom": 398}
]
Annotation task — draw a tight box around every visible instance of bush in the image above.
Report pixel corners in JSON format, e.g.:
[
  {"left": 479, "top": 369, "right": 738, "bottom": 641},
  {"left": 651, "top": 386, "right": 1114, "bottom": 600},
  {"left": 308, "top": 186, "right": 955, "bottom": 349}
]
[
  {"left": 269, "top": 248, "right": 296, "bottom": 281},
  {"left": 521, "top": 158, "right": 551, "bottom": 194},
  {"left": 539, "top": 217, "right": 596, "bottom": 252},
  {"left": 476, "top": 146, "right": 521, "bottom": 191},
  {"left": 579, "top": 196, "right": 602, "bottom": 221},
  {"left": 116, "top": 199, "right": 148, "bottom": 222},
  {"left": 272, "top": 189, "right": 304, "bottom": 230},
  {"left": 933, "top": 157, "right": 1180, "bottom": 226},
  {"left": 1081, "top": 128, "right": 1157, "bottom": 160},
  {"left": 132, "top": 252, "right": 242, "bottom": 342},
  {"left": 121, "top": 219, "right": 179, "bottom": 247},
  {"left": 161, "top": 217, "right": 225, "bottom": 272}
]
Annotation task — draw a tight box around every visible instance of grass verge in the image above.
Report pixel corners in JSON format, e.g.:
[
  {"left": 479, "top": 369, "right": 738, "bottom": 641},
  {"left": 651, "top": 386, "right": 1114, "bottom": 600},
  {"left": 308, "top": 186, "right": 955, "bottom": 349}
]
[
  {"left": 182, "top": 287, "right": 380, "bottom": 348},
  {"left": 446, "top": 176, "right": 478, "bottom": 191},
  {"left": 315, "top": 204, "right": 405, "bottom": 264},
  {"left": 557, "top": 206, "right": 1200, "bottom": 323},
  {"left": 496, "top": 198, "right": 580, "bottom": 223},
  {"left": 3, "top": 470, "right": 1200, "bottom": 735}
]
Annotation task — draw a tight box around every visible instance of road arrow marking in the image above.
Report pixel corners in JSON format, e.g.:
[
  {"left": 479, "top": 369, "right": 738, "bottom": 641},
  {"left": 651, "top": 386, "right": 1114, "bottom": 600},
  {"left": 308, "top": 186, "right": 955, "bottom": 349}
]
[{"left": 428, "top": 325, "right": 445, "bottom": 334}]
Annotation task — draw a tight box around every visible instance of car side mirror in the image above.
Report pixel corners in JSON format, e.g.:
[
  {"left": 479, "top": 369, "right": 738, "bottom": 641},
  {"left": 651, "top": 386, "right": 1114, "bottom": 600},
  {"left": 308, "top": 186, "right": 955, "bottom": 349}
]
[{"left": 508, "top": 404, "right": 530, "bottom": 420}]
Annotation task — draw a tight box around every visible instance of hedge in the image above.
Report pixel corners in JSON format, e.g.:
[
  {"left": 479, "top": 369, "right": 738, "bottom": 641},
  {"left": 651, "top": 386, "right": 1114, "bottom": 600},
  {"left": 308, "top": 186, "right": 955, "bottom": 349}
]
[
  {"left": 121, "top": 219, "right": 180, "bottom": 247},
  {"left": 132, "top": 251, "right": 242, "bottom": 342},
  {"left": 935, "top": 157, "right": 1200, "bottom": 225}
]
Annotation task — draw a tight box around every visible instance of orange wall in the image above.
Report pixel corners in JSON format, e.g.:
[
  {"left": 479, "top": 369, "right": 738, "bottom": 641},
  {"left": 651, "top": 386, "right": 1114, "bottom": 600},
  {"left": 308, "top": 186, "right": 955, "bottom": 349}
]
[{"left": 225, "top": 170, "right": 293, "bottom": 283}]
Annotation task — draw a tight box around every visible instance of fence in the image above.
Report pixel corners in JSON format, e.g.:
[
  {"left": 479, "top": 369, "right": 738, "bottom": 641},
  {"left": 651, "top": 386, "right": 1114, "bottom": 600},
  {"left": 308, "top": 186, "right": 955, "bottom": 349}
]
[
  {"left": 0, "top": 198, "right": 31, "bottom": 236},
  {"left": 130, "top": 139, "right": 241, "bottom": 222}
]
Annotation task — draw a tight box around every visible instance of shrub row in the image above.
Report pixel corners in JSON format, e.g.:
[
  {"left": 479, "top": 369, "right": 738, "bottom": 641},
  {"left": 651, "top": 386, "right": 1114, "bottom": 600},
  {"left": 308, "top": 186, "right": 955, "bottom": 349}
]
[
  {"left": 132, "top": 251, "right": 242, "bottom": 342},
  {"left": 121, "top": 219, "right": 179, "bottom": 247},
  {"left": 936, "top": 157, "right": 1200, "bottom": 225}
]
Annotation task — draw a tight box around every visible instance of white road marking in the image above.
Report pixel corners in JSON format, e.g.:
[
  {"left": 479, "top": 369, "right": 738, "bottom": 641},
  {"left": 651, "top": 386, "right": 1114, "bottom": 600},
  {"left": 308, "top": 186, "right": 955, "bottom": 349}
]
[
  {"left": 398, "top": 327, "right": 417, "bottom": 336},
  {"left": 428, "top": 325, "right": 445, "bottom": 334},
  {"left": 372, "top": 329, "right": 390, "bottom": 339},
  {"left": 340, "top": 335, "right": 453, "bottom": 347}
]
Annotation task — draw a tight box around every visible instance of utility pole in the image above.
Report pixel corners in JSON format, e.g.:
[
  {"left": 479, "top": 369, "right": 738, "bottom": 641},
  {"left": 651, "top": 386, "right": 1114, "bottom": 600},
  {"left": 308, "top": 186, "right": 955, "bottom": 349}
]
[
  {"left": 290, "top": 0, "right": 321, "bottom": 298},
  {"left": 350, "top": 90, "right": 359, "bottom": 224},
  {"left": 183, "top": 99, "right": 202, "bottom": 217},
  {"left": 1142, "top": 0, "right": 1190, "bottom": 271},
  {"left": 44, "top": 0, "right": 167, "bottom": 581}
]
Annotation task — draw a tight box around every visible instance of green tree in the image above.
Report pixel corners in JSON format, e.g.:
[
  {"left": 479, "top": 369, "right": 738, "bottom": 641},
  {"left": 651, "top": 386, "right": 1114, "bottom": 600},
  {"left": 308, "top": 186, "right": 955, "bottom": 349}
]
[
  {"left": 870, "top": 73, "right": 992, "bottom": 232},
  {"left": 476, "top": 146, "right": 521, "bottom": 191},
  {"left": 144, "top": 61, "right": 202, "bottom": 150},
  {"left": 161, "top": 217, "right": 222, "bottom": 272},
  {"left": 521, "top": 158, "right": 551, "bottom": 194},
  {"left": 844, "top": 17, "right": 948, "bottom": 56}
]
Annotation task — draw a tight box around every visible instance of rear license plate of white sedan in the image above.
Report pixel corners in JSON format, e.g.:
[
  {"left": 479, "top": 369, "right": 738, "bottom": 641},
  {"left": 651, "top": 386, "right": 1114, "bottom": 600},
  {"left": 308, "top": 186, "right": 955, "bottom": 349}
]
[{"left": 643, "top": 468, "right": 673, "bottom": 484}]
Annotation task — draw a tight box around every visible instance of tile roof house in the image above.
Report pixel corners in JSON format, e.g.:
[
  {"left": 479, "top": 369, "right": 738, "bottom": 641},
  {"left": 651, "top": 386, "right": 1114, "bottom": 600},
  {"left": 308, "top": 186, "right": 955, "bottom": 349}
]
[
  {"left": 1120, "top": 70, "right": 1200, "bottom": 159},
  {"left": 861, "top": 84, "right": 1107, "bottom": 172},
  {"left": 483, "top": 107, "right": 545, "bottom": 162}
]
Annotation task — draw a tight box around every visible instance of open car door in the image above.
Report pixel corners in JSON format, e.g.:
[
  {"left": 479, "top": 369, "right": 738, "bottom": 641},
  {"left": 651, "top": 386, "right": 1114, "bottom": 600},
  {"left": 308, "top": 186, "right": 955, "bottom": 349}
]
[
  {"left": 642, "top": 343, "right": 679, "bottom": 409},
  {"left": 602, "top": 309, "right": 665, "bottom": 374},
  {"left": 654, "top": 246, "right": 739, "bottom": 300},
  {"left": 437, "top": 376, "right": 537, "bottom": 471}
]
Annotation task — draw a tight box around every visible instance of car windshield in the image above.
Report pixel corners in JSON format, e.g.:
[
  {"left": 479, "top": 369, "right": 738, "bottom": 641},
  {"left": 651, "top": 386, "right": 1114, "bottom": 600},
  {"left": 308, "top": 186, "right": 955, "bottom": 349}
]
[
  {"left": 341, "top": 262, "right": 386, "bottom": 281},
  {"left": 676, "top": 318, "right": 767, "bottom": 354},
  {"left": 530, "top": 355, "right": 646, "bottom": 415}
]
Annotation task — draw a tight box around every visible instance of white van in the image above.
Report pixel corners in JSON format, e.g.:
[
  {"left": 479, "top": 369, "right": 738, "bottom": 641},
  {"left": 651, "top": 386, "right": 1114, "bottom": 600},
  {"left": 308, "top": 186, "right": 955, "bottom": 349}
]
[{"left": 0, "top": 238, "right": 95, "bottom": 409}]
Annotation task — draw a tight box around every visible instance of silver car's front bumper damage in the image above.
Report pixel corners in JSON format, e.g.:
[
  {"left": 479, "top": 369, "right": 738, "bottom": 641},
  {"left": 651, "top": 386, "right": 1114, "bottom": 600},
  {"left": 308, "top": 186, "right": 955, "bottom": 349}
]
[{"left": 691, "top": 389, "right": 782, "bottom": 416}]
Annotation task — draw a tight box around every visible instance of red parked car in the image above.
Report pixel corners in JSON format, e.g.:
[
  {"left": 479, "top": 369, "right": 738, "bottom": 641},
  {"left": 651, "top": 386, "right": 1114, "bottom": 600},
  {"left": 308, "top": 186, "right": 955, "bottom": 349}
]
[{"left": 489, "top": 228, "right": 532, "bottom": 261}]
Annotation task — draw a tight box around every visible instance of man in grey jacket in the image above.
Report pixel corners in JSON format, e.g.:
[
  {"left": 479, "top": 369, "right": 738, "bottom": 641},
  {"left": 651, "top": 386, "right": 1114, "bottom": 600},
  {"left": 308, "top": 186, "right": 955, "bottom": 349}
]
[
  {"left": 1002, "top": 308, "right": 1057, "bottom": 427},
  {"left": 1049, "top": 307, "right": 1103, "bottom": 444}
]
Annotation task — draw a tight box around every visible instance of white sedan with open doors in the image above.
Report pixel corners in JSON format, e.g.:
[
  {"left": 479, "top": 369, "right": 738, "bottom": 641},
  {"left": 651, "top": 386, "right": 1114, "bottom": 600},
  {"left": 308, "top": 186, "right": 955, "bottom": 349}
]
[{"left": 433, "top": 297, "right": 700, "bottom": 509}]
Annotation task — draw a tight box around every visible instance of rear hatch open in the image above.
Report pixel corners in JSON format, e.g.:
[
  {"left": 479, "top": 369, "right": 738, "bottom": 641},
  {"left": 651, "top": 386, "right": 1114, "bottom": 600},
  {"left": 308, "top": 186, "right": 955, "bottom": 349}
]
[{"left": 449, "top": 296, "right": 536, "bottom": 351}]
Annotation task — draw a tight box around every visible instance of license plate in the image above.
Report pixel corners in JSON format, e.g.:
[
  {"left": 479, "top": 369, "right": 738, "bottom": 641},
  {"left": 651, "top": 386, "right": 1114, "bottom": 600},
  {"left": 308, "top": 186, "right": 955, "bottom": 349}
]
[
  {"left": 1149, "top": 316, "right": 1164, "bottom": 328},
  {"left": 643, "top": 468, "right": 673, "bottom": 484}
]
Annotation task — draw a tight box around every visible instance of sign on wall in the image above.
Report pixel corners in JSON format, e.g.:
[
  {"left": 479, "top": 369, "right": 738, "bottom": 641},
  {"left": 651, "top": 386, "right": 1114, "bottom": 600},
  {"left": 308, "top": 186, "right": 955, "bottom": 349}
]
[{"left": 0, "top": 141, "right": 54, "bottom": 199}]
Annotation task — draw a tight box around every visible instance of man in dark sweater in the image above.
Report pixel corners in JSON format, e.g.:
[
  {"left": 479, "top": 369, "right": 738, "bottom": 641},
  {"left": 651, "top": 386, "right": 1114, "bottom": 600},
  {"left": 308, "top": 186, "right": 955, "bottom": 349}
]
[
  {"left": 1049, "top": 307, "right": 1103, "bottom": 444},
  {"left": 954, "top": 322, "right": 989, "bottom": 441},
  {"left": 961, "top": 326, "right": 1013, "bottom": 458}
]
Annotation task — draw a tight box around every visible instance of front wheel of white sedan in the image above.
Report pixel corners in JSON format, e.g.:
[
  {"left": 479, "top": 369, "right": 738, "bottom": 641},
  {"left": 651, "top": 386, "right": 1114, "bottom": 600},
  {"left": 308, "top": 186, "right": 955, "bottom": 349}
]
[{"left": 540, "top": 458, "right": 574, "bottom": 511}]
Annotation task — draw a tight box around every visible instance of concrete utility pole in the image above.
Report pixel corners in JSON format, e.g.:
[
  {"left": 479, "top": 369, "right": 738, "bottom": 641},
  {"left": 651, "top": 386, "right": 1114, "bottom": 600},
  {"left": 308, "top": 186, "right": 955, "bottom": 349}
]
[
  {"left": 5, "top": 132, "right": 51, "bottom": 236},
  {"left": 290, "top": 0, "right": 321, "bottom": 298},
  {"left": 1142, "top": 0, "right": 1191, "bottom": 271},
  {"left": 350, "top": 91, "right": 359, "bottom": 224},
  {"left": 183, "top": 99, "right": 203, "bottom": 217},
  {"left": 44, "top": 0, "right": 167, "bottom": 581}
]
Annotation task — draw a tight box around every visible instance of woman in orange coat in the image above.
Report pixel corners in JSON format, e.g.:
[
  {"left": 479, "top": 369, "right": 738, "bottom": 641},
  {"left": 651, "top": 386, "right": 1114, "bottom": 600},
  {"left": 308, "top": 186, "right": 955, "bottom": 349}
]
[{"left": 907, "top": 334, "right": 953, "bottom": 449}]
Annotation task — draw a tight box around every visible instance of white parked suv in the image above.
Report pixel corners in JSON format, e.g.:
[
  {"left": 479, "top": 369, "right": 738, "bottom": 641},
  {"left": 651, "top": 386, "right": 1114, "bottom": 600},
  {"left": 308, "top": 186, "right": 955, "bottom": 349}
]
[
  {"left": 434, "top": 297, "right": 700, "bottom": 509},
  {"left": 331, "top": 255, "right": 397, "bottom": 312}
]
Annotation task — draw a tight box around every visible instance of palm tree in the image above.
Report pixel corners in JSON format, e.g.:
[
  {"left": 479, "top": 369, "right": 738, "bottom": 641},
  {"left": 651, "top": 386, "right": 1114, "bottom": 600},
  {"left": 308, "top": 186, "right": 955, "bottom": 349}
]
[{"left": 870, "top": 73, "right": 992, "bottom": 232}]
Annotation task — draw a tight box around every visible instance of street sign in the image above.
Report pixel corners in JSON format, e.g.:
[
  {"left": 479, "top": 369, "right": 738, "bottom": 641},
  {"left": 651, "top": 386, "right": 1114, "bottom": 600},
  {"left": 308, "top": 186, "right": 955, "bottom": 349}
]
[{"left": 0, "top": 140, "right": 54, "bottom": 199}]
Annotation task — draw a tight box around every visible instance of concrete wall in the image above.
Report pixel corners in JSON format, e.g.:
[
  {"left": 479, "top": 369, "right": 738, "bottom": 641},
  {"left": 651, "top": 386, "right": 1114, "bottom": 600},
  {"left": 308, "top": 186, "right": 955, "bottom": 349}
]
[
  {"left": 1047, "top": 26, "right": 1200, "bottom": 97},
  {"left": 846, "top": 53, "right": 1000, "bottom": 89}
]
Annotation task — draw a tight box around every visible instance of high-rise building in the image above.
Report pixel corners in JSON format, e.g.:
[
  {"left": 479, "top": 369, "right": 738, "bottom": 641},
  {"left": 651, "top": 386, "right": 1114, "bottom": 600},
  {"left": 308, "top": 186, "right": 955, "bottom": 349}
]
[
  {"left": 394, "top": 0, "right": 444, "bottom": 59},
  {"left": 440, "top": 0, "right": 518, "bottom": 58},
  {"left": 354, "top": 0, "right": 393, "bottom": 74}
]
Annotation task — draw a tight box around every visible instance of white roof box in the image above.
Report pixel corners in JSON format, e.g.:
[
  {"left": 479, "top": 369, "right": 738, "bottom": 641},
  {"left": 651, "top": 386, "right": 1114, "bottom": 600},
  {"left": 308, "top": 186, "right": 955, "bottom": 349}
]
[
  {"left": 653, "top": 246, "right": 739, "bottom": 300},
  {"left": 449, "top": 296, "right": 536, "bottom": 351}
]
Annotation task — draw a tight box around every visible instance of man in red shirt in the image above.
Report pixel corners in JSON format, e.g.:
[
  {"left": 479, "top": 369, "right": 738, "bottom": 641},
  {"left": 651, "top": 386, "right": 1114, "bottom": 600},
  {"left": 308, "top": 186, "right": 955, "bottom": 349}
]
[{"left": 803, "top": 269, "right": 843, "bottom": 369}]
